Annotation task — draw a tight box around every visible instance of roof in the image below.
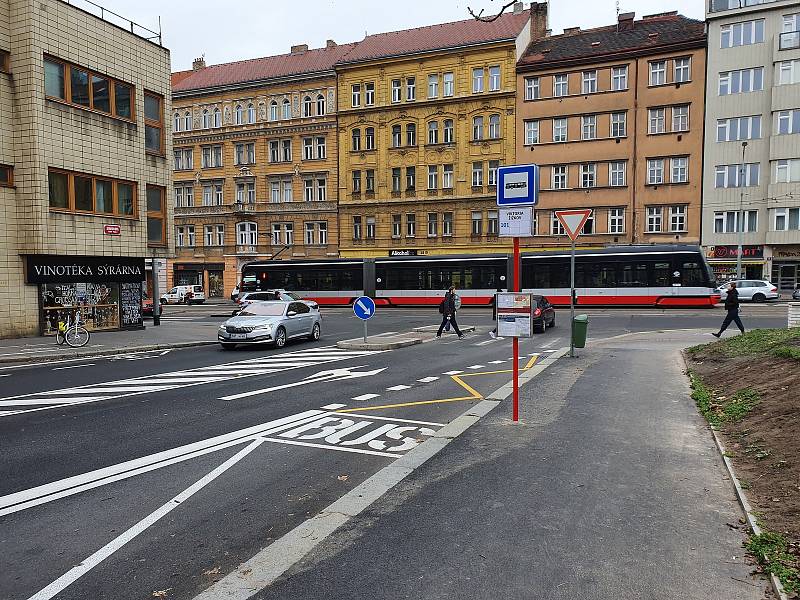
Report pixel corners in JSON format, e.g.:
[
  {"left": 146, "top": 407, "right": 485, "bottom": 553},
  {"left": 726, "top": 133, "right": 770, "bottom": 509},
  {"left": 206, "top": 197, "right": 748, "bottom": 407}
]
[
  {"left": 172, "top": 42, "right": 358, "bottom": 93},
  {"left": 518, "top": 14, "right": 705, "bottom": 69},
  {"left": 337, "top": 10, "right": 530, "bottom": 65}
]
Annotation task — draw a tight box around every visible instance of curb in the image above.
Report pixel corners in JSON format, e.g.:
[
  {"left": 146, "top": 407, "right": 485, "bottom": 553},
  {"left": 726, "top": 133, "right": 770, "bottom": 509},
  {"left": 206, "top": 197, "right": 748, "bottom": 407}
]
[
  {"left": 336, "top": 338, "right": 423, "bottom": 351},
  {"left": 0, "top": 341, "right": 217, "bottom": 365}
]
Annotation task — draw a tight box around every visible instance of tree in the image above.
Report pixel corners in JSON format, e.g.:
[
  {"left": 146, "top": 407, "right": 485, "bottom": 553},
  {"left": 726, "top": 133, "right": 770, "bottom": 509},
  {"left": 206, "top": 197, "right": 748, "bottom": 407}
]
[{"left": 467, "top": 0, "right": 518, "bottom": 22}]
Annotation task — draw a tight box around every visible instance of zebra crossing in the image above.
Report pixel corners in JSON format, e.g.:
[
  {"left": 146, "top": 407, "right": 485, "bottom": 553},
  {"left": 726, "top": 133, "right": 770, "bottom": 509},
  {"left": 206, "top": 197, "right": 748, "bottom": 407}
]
[{"left": 0, "top": 347, "right": 384, "bottom": 418}]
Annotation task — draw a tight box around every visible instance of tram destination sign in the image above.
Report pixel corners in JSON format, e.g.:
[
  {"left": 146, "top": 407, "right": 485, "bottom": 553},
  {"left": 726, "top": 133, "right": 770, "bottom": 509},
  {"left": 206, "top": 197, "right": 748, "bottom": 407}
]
[{"left": 25, "top": 254, "right": 146, "bottom": 284}]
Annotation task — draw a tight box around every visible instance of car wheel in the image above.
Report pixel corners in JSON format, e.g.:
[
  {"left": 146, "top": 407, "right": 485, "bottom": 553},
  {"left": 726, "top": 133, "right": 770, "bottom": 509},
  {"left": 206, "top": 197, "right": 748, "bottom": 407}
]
[
  {"left": 534, "top": 320, "right": 546, "bottom": 334},
  {"left": 160, "top": 298, "right": 167, "bottom": 305},
  {"left": 752, "top": 293, "right": 765, "bottom": 303},
  {"left": 548, "top": 314, "right": 556, "bottom": 328},
  {"left": 274, "top": 327, "right": 287, "bottom": 348},
  {"left": 309, "top": 322, "right": 321, "bottom": 341},
  {"left": 221, "top": 343, "right": 237, "bottom": 350}
]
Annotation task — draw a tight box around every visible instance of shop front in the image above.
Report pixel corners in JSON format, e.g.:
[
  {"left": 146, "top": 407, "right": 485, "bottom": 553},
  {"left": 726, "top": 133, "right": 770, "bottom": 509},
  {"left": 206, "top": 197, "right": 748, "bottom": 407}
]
[
  {"left": 770, "top": 246, "right": 800, "bottom": 293},
  {"left": 173, "top": 263, "right": 225, "bottom": 297},
  {"left": 705, "top": 246, "right": 765, "bottom": 283},
  {"left": 25, "top": 254, "right": 146, "bottom": 335}
]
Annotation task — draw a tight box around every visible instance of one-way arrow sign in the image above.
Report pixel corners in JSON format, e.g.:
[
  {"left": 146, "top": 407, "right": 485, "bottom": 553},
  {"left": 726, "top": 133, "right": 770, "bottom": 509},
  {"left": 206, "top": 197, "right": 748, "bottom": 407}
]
[{"left": 555, "top": 209, "right": 592, "bottom": 241}]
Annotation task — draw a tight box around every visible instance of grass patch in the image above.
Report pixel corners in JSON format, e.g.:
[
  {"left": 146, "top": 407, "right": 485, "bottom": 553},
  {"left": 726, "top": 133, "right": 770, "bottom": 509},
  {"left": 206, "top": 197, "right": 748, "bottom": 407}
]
[
  {"left": 745, "top": 531, "right": 800, "bottom": 594},
  {"left": 724, "top": 388, "right": 760, "bottom": 422},
  {"left": 772, "top": 345, "right": 800, "bottom": 360},
  {"left": 689, "top": 372, "right": 720, "bottom": 426},
  {"left": 688, "top": 372, "right": 760, "bottom": 427},
  {"left": 705, "top": 328, "right": 800, "bottom": 358}
]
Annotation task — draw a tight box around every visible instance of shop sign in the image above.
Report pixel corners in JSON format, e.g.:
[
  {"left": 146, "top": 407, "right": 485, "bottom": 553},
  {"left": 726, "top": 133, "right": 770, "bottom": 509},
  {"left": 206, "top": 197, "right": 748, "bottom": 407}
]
[
  {"left": 103, "top": 225, "right": 121, "bottom": 236},
  {"left": 772, "top": 246, "right": 800, "bottom": 259},
  {"left": 389, "top": 250, "right": 428, "bottom": 256},
  {"left": 26, "top": 255, "right": 146, "bottom": 284},
  {"left": 707, "top": 245, "right": 764, "bottom": 260}
]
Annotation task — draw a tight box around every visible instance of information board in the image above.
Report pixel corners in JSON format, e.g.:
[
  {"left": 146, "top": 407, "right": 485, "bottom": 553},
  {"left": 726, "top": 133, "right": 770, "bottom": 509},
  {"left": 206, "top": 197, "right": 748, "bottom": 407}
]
[
  {"left": 120, "top": 282, "right": 143, "bottom": 329},
  {"left": 499, "top": 207, "right": 533, "bottom": 237},
  {"left": 496, "top": 292, "right": 533, "bottom": 338}
]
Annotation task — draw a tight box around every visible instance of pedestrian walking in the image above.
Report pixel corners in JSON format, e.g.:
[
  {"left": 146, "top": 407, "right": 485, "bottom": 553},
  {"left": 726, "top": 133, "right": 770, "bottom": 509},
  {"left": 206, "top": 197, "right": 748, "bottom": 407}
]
[
  {"left": 436, "top": 285, "right": 464, "bottom": 339},
  {"left": 712, "top": 281, "right": 745, "bottom": 338},
  {"left": 489, "top": 292, "right": 498, "bottom": 338}
]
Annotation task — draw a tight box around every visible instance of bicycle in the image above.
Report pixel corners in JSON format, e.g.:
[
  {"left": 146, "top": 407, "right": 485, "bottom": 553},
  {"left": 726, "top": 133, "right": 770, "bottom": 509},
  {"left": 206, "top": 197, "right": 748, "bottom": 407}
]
[{"left": 56, "top": 310, "right": 91, "bottom": 348}]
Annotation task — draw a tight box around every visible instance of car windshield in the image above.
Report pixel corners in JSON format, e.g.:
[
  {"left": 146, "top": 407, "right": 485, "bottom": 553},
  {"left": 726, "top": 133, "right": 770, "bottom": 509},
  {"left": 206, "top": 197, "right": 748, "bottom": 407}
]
[
  {"left": 239, "top": 303, "right": 286, "bottom": 317},
  {"left": 281, "top": 292, "right": 302, "bottom": 301}
]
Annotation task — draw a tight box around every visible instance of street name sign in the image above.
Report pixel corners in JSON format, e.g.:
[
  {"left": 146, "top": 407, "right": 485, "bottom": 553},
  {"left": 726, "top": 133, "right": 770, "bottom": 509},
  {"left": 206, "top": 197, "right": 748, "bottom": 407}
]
[
  {"left": 496, "top": 165, "right": 539, "bottom": 207},
  {"left": 555, "top": 209, "right": 592, "bottom": 242},
  {"left": 353, "top": 296, "right": 375, "bottom": 320},
  {"left": 499, "top": 207, "right": 532, "bottom": 237}
]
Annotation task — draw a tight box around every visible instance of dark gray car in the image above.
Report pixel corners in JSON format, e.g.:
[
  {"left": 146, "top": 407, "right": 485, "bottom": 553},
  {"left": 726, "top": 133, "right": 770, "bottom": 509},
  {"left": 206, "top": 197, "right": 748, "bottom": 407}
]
[{"left": 218, "top": 301, "right": 321, "bottom": 350}]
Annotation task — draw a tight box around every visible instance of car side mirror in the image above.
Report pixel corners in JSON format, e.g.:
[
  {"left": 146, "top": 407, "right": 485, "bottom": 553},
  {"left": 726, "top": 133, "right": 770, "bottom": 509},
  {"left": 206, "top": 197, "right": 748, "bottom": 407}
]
[{"left": 287, "top": 311, "right": 297, "bottom": 317}]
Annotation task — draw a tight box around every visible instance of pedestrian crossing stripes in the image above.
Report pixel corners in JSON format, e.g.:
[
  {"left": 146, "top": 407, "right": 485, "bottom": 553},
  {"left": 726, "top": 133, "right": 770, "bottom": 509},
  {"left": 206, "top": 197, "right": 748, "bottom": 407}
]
[{"left": 0, "top": 347, "right": 384, "bottom": 417}]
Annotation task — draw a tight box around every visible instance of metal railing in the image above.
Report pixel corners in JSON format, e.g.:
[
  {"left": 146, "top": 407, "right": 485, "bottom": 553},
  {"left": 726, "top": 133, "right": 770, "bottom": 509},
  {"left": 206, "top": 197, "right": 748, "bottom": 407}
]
[
  {"left": 780, "top": 31, "right": 800, "bottom": 51},
  {"left": 61, "top": 0, "right": 162, "bottom": 45}
]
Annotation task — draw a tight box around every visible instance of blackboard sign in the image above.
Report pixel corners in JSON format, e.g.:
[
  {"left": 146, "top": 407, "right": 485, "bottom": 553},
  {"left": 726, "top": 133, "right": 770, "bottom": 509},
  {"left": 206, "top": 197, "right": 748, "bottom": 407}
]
[{"left": 120, "top": 282, "right": 143, "bottom": 329}]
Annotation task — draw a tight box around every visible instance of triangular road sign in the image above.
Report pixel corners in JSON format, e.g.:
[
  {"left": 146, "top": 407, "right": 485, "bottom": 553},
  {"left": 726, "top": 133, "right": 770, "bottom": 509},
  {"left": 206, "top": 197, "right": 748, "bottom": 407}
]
[{"left": 555, "top": 209, "right": 592, "bottom": 241}]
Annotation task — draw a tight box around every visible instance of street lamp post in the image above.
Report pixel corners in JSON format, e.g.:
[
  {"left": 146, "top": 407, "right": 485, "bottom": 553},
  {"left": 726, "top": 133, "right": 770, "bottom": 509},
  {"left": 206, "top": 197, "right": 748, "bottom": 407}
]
[{"left": 736, "top": 141, "right": 748, "bottom": 280}]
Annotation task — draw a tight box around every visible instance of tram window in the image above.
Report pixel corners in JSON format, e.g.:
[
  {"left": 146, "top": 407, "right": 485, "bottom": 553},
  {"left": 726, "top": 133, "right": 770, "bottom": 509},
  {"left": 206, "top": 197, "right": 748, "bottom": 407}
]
[
  {"left": 620, "top": 263, "right": 648, "bottom": 287},
  {"left": 680, "top": 262, "right": 706, "bottom": 287},
  {"left": 651, "top": 262, "right": 671, "bottom": 287}
]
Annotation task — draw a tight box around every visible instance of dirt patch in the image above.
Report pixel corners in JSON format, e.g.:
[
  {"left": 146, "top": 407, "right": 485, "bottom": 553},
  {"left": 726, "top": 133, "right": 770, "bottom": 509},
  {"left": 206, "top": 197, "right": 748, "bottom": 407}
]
[{"left": 686, "top": 329, "right": 800, "bottom": 594}]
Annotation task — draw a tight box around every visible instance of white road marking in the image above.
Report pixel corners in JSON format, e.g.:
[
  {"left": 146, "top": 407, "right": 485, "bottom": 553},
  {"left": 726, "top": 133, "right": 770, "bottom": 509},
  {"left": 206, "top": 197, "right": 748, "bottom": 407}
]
[
  {"left": 0, "top": 374, "right": 11, "bottom": 378},
  {"left": 442, "top": 370, "right": 463, "bottom": 375},
  {"left": 221, "top": 366, "right": 386, "bottom": 401},
  {"left": 489, "top": 360, "right": 505, "bottom": 364},
  {"left": 473, "top": 340, "right": 494, "bottom": 346},
  {"left": 52, "top": 363, "right": 96, "bottom": 371},
  {"left": 417, "top": 376, "right": 439, "bottom": 383},
  {"left": 321, "top": 403, "right": 347, "bottom": 410},
  {"left": 467, "top": 365, "right": 485, "bottom": 370},
  {"left": 352, "top": 393, "right": 380, "bottom": 401},
  {"left": 386, "top": 384, "right": 411, "bottom": 391}
]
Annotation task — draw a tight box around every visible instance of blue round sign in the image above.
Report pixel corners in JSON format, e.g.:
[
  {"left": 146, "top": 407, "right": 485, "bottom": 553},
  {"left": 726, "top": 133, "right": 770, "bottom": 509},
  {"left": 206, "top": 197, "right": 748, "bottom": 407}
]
[{"left": 353, "top": 296, "right": 376, "bottom": 320}]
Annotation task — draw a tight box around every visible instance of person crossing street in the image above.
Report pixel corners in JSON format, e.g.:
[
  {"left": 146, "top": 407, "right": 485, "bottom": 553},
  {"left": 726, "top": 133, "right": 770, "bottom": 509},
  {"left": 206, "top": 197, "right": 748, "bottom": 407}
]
[
  {"left": 436, "top": 285, "right": 464, "bottom": 339},
  {"left": 712, "top": 281, "right": 745, "bottom": 338}
]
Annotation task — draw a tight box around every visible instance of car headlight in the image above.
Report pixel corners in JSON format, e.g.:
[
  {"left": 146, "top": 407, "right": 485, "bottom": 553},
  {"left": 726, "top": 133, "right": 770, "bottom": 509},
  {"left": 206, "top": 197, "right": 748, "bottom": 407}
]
[
  {"left": 254, "top": 324, "right": 272, "bottom": 332},
  {"left": 218, "top": 325, "right": 227, "bottom": 332}
]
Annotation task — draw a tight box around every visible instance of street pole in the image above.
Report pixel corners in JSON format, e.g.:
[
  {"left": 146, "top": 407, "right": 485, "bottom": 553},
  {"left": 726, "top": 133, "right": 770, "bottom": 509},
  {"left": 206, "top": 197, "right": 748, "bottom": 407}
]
[
  {"left": 513, "top": 236, "right": 520, "bottom": 422},
  {"left": 151, "top": 254, "right": 161, "bottom": 327},
  {"left": 736, "top": 141, "right": 748, "bottom": 280},
  {"left": 363, "top": 318, "right": 367, "bottom": 344},
  {"left": 570, "top": 239, "right": 575, "bottom": 358}
]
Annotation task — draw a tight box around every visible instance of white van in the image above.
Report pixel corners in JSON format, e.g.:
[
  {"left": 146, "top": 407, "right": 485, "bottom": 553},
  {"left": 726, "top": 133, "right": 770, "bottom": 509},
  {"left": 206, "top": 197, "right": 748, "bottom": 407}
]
[{"left": 160, "top": 285, "right": 206, "bottom": 305}]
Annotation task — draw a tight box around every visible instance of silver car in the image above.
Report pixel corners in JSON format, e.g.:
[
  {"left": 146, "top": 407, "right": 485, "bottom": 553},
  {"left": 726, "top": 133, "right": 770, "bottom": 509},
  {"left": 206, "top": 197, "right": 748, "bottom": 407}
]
[
  {"left": 716, "top": 280, "right": 780, "bottom": 302},
  {"left": 218, "top": 301, "right": 321, "bottom": 350}
]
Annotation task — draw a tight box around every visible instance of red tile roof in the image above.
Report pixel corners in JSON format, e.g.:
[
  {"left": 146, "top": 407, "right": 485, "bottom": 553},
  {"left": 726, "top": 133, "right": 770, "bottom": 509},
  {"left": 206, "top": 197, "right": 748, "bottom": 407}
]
[
  {"left": 173, "top": 43, "right": 358, "bottom": 93},
  {"left": 338, "top": 11, "right": 530, "bottom": 65}
]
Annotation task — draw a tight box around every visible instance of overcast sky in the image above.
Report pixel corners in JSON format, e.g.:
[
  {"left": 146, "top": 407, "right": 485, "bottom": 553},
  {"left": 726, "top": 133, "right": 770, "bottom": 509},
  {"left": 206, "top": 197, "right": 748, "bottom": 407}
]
[{"left": 97, "top": 0, "right": 704, "bottom": 71}]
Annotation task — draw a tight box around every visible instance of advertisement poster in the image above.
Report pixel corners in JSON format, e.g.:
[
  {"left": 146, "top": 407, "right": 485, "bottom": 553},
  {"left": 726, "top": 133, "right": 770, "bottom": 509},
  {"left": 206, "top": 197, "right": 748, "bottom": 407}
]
[{"left": 496, "top": 292, "right": 533, "bottom": 338}]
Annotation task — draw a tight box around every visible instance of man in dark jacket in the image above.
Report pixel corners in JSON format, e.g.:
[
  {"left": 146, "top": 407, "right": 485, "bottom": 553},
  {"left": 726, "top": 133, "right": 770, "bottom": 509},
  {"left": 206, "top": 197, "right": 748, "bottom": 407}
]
[
  {"left": 712, "top": 281, "right": 745, "bottom": 337},
  {"left": 436, "top": 285, "right": 464, "bottom": 339}
]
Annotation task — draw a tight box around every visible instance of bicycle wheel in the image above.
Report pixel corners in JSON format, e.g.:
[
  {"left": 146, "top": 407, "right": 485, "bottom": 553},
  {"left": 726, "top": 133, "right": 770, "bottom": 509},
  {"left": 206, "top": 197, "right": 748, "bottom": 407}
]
[{"left": 65, "top": 326, "right": 90, "bottom": 348}]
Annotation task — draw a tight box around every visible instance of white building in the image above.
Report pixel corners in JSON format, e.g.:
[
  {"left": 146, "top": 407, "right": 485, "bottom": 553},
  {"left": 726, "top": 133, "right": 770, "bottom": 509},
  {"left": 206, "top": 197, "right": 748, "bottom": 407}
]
[{"left": 703, "top": 0, "right": 800, "bottom": 292}]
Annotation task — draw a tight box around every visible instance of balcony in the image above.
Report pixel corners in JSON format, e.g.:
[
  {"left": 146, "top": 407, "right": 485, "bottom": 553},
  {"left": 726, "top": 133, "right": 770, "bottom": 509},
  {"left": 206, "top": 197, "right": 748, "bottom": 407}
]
[
  {"left": 709, "top": 0, "right": 778, "bottom": 13},
  {"left": 233, "top": 201, "right": 257, "bottom": 214},
  {"left": 779, "top": 31, "right": 800, "bottom": 51}
]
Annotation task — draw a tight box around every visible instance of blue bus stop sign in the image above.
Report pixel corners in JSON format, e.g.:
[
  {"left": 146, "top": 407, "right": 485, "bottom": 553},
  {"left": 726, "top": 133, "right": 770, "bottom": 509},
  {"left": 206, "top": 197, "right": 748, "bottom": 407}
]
[
  {"left": 353, "top": 296, "right": 376, "bottom": 320},
  {"left": 497, "top": 164, "right": 539, "bottom": 207}
]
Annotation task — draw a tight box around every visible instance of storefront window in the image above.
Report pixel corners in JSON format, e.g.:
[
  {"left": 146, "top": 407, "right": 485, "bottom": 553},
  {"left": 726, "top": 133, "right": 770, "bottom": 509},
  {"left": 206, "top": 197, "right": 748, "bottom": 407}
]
[{"left": 41, "top": 283, "right": 120, "bottom": 334}]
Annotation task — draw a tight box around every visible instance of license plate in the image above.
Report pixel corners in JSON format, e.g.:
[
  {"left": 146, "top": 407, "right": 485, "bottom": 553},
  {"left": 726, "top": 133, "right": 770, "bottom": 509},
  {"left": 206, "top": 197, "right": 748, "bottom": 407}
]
[{"left": 230, "top": 333, "right": 247, "bottom": 340}]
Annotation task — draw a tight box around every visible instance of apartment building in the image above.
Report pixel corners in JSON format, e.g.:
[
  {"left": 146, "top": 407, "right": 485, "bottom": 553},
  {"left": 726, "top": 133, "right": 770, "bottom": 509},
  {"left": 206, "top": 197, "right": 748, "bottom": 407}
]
[
  {"left": 704, "top": 0, "right": 800, "bottom": 290},
  {"left": 515, "top": 12, "right": 706, "bottom": 250},
  {"left": 170, "top": 42, "right": 355, "bottom": 297},
  {"left": 335, "top": 3, "right": 547, "bottom": 258},
  {"left": 0, "top": 0, "right": 171, "bottom": 337}
]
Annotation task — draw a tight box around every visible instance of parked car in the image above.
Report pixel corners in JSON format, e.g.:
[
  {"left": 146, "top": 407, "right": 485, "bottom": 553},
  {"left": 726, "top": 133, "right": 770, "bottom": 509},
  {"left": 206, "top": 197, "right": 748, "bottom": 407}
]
[
  {"left": 716, "top": 280, "right": 779, "bottom": 303},
  {"left": 218, "top": 300, "right": 321, "bottom": 350},
  {"left": 161, "top": 285, "right": 206, "bottom": 305},
  {"left": 230, "top": 284, "right": 240, "bottom": 302},
  {"left": 142, "top": 294, "right": 162, "bottom": 317},
  {"left": 531, "top": 295, "right": 556, "bottom": 333},
  {"left": 232, "top": 290, "right": 319, "bottom": 315}
]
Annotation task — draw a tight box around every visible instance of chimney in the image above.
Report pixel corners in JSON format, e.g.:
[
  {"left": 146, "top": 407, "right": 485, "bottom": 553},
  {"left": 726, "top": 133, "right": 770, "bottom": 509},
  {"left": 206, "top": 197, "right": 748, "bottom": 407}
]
[
  {"left": 513, "top": 1, "right": 523, "bottom": 15},
  {"left": 617, "top": 12, "right": 635, "bottom": 31},
  {"left": 529, "top": 2, "right": 548, "bottom": 40},
  {"left": 290, "top": 44, "right": 309, "bottom": 54},
  {"left": 192, "top": 57, "right": 206, "bottom": 71},
  {"left": 326, "top": 39, "right": 337, "bottom": 49},
  {"left": 564, "top": 26, "right": 581, "bottom": 35}
]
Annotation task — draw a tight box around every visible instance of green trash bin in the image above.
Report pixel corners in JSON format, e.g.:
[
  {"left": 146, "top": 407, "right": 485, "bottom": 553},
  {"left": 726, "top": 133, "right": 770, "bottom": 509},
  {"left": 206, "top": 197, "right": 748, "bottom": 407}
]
[{"left": 572, "top": 314, "right": 589, "bottom": 348}]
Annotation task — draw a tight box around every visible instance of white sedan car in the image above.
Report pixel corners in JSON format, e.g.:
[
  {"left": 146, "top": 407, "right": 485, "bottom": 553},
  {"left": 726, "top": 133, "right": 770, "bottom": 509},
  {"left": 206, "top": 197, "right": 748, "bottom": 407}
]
[{"left": 716, "top": 280, "right": 779, "bottom": 302}]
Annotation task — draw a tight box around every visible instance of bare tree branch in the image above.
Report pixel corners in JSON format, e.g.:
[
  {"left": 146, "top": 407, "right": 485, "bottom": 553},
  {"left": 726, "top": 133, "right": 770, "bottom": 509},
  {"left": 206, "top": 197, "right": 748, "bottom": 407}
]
[{"left": 468, "top": 0, "right": 518, "bottom": 22}]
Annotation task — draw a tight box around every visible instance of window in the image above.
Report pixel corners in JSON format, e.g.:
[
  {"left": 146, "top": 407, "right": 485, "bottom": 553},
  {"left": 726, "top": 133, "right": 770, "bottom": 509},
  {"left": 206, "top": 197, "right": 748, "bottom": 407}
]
[
  {"left": 366, "top": 217, "right": 376, "bottom": 239},
  {"left": 392, "top": 214, "right": 402, "bottom": 238},
  {"left": 443, "top": 119, "right": 454, "bottom": 143},
  {"left": 525, "top": 76, "right": 540, "bottom": 100},
  {"left": 473, "top": 116, "right": 484, "bottom": 140},
  {"left": 406, "top": 77, "right": 416, "bottom": 101},
  {"left": 777, "top": 59, "right": 800, "bottom": 85},
  {"left": 174, "top": 112, "right": 182, "bottom": 133},
  {"left": 302, "top": 96, "right": 312, "bottom": 117},
  {"left": 553, "top": 74, "right": 568, "bottom": 97},
  {"left": 282, "top": 139, "right": 292, "bottom": 162},
  {"left": 471, "top": 211, "right": 483, "bottom": 235},
  {"left": 649, "top": 108, "right": 665, "bottom": 134},
  {"left": 312, "top": 136, "right": 325, "bottom": 159},
  {"left": 671, "top": 157, "right": 689, "bottom": 183},
  {"left": 365, "top": 170, "right": 375, "bottom": 192},
  {"left": 609, "top": 208, "right": 625, "bottom": 234},
  {"left": 365, "top": 82, "right": 375, "bottom": 105},
  {"left": 406, "top": 123, "right": 416, "bottom": 146},
  {"left": 428, "top": 212, "right": 438, "bottom": 237},
  {"left": 488, "top": 114, "right": 501, "bottom": 139},
  {"left": 186, "top": 226, "right": 196, "bottom": 247},
  {"left": 48, "top": 169, "right": 136, "bottom": 217},
  {"left": 488, "top": 160, "right": 499, "bottom": 186},
  {"left": 392, "top": 125, "right": 402, "bottom": 148},
  {"left": 785, "top": 13, "right": 800, "bottom": 33},
  {"left": 646, "top": 206, "right": 663, "bottom": 232},
  {"left": 525, "top": 120, "right": 539, "bottom": 145},
  {"left": 553, "top": 118, "right": 567, "bottom": 142},
  {"left": 715, "top": 163, "right": 761, "bottom": 187},
  {"left": 391, "top": 79, "right": 402, "bottom": 103},
  {"left": 406, "top": 166, "right": 416, "bottom": 190},
  {"left": 270, "top": 181, "right": 280, "bottom": 203},
  {"left": 649, "top": 61, "right": 666, "bottom": 86},
  {"left": 489, "top": 66, "right": 501, "bottom": 91},
  {"left": 352, "top": 128, "right": 361, "bottom": 151},
  {"left": 147, "top": 185, "right": 166, "bottom": 245},
  {"left": 352, "top": 84, "right": 361, "bottom": 107},
  {"left": 472, "top": 68, "right": 484, "bottom": 93},
  {"left": 202, "top": 145, "right": 223, "bottom": 168},
  {"left": 271, "top": 223, "right": 283, "bottom": 246},
  {"left": 443, "top": 212, "right": 454, "bottom": 236},
  {"left": 714, "top": 210, "right": 758, "bottom": 233},
  {"left": 488, "top": 210, "right": 498, "bottom": 235},
  {"left": 428, "top": 121, "right": 439, "bottom": 144},
  {"left": 205, "top": 224, "right": 224, "bottom": 246},
  {"left": 669, "top": 206, "right": 687, "bottom": 232},
  {"left": 612, "top": 66, "right": 628, "bottom": 90},
  {"left": 428, "top": 74, "right": 439, "bottom": 99},
  {"left": 610, "top": 161, "right": 626, "bottom": 186},
  {"left": 184, "top": 111, "right": 192, "bottom": 131},
  {"left": 674, "top": 57, "right": 691, "bottom": 82},
  {"left": 174, "top": 148, "right": 193, "bottom": 171},
  {"left": 213, "top": 107, "right": 222, "bottom": 127},
  {"left": 269, "top": 141, "right": 279, "bottom": 163},
  {"left": 235, "top": 142, "right": 255, "bottom": 165},
  {"left": 235, "top": 104, "right": 244, "bottom": 125},
  {"left": 392, "top": 168, "right": 401, "bottom": 192},
  {"left": 443, "top": 72, "right": 454, "bottom": 97},
  {"left": 581, "top": 115, "right": 596, "bottom": 140},
  {"left": 427, "top": 165, "right": 438, "bottom": 190},
  {"left": 776, "top": 109, "right": 800, "bottom": 135},
  {"left": 236, "top": 182, "right": 255, "bottom": 204},
  {"left": 721, "top": 19, "right": 765, "bottom": 48},
  {"left": 719, "top": 67, "right": 764, "bottom": 94},
  {"left": 406, "top": 213, "right": 416, "bottom": 237},
  {"left": 582, "top": 70, "right": 597, "bottom": 94},
  {"left": 647, "top": 159, "right": 665, "bottom": 185},
  {"left": 352, "top": 216, "right": 362, "bottom": 240},
  {"left": 552, "top": 165, "right": 567, "bottom": 190},
  {"left": 176, "top": 226, "right": 193, "bottom": 248},
  {"left": 352, "top": 170, "right": 361, "bottom": 193},
  {"left": 144, "top": 92, "right": 164, "bottom": 153},
  {"left": 282, "top": 99, "right": 291, "bottom": 120},
  {"left": 580, "top": 163, "right": 596, "bottom": 188},
  {"left": 363, "top": 128, "right": 374, "bottom": 151},
  {"left": 316, "top": 94, "right": 326, "bottom": 115},
  {"left": 717, "top": 115, "right": 760, "bottom": 141},
  {"left": 472, "top": 161, "right": 484, "bottom": 187},
  {"left": 269, "top": 101, "right": 278, "bottom": 121},
  {"left": 611, "top": 112, "right": 627, "bottom": 138},
  {"left": 283, "top": 179, "right": 293, "bottom": 202},
  {"left": 0, "top": 49, "right": 9, "bottom": 74},
  {"left": 0, "top": 164, "right": 12, "bottom": 187},
  {"left": 304, "top": 179, "right": 314, "bottom": 202},
  {"left": 237, "top": 222, "right": 257, "bottom": 246},
  {"left": 304, "top": 222, "right": 327, "bottom": 245},
  {"left": 775, "top": 159, "right": 800, "bottom": 182},
  {"left": 551, "top": 213, "right": 565, "bottom": 236},
  {"left": 672, "top": 105, "right": 690, "bottom": 132},
  {"left": 443, "top": 164, "right": 454, "bottom": 189},
  {"left": 773, "top": 207, "right": 800, "bottom": 231},
  {"left": 44, "top": 57, "right": 134, "bottom": 120},
  {"left": 174, "top": 184, "right": 193, "bottom": 207},
  {"left": 202, "top": 109, "right": 211, "bottom": 128}
]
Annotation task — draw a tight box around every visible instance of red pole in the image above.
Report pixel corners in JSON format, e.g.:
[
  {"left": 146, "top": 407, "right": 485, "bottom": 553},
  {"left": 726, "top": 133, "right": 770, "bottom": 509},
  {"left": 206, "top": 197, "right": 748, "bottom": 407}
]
[{"left": 513, "top": 236, "right": 520, "bottom": 422}]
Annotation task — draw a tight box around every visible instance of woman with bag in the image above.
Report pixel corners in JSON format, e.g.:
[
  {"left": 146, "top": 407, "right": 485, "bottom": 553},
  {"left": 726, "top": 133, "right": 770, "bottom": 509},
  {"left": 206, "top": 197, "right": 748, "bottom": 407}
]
[{"left": 436, "top": 285, "right": 464, "bottom": 339}]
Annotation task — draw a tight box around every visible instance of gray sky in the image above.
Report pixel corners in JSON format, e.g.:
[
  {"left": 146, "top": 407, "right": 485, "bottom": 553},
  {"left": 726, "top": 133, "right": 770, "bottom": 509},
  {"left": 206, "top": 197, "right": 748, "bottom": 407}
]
[{"left": 98, "top": 0, "right": 704, "bottom": 71}]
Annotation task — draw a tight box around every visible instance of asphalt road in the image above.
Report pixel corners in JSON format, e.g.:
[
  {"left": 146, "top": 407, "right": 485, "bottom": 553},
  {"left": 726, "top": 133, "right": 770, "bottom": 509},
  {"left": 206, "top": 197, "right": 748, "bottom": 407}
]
[{"left": 0, "top": 306, "right": 787, "bottom": 600}]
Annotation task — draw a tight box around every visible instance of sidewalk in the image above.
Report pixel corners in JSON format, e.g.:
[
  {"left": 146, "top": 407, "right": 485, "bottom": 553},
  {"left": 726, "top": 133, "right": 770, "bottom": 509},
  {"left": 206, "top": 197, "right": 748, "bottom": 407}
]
[{"left": 251, "top": 330, "right": 769, "bottom": 600}]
